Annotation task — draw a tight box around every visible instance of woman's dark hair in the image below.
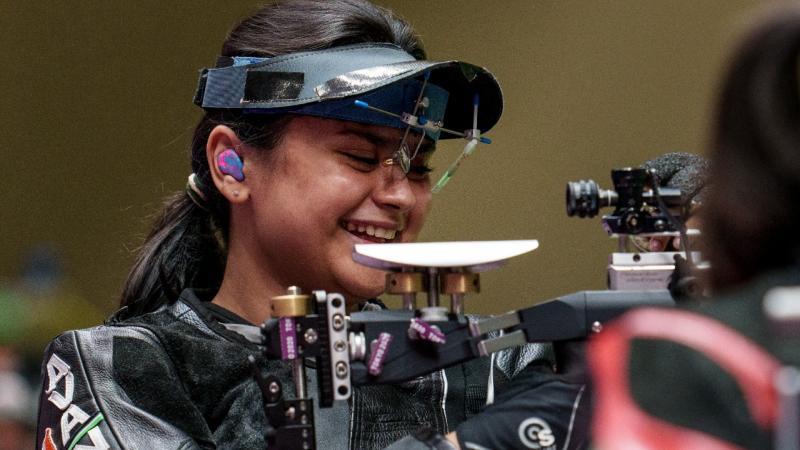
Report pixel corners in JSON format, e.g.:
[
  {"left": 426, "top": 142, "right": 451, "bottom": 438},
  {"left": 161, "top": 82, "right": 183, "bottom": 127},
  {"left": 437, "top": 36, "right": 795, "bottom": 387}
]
[
  {"left": 119, "top": 0, "right": 426, "bottom": 317},
  {"left": 702, "top": 6, "right": 800, "bottom": 290}
]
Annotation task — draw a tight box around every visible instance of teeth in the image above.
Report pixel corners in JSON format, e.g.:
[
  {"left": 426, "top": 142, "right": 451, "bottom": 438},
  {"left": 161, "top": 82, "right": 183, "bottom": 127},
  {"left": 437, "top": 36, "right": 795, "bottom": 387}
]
[{"left": 343, "top": 221, "right": 399, "bottom": 241}]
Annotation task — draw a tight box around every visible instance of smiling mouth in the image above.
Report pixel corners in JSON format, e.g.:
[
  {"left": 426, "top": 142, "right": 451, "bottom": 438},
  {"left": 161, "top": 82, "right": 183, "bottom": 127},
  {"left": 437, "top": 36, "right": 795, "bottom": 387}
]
[{"left": 340, "top": 220, "right": 399, "bottom": 243}]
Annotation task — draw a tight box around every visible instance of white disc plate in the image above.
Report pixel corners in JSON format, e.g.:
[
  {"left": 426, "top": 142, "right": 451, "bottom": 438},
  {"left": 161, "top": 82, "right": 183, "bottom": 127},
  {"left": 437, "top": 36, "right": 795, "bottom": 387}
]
[{"left": 353, "top": 240, "right": 539, "bottom": 271}]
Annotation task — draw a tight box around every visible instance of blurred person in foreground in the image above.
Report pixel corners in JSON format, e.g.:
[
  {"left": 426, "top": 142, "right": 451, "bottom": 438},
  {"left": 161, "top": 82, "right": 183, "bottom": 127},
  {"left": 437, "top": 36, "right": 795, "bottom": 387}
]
[{"left": 590, "top": 6, "right": 800, "bottom": 450}]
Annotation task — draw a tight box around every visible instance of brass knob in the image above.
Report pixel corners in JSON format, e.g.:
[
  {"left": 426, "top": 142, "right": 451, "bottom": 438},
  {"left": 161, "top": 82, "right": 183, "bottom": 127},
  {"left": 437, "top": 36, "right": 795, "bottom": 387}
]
[
  {"left": 385, "top": 272, "right": 424, "bottom": 294},
  {"left": 271, "top": 286, "right": 312, "bottom": 317},
  {"left": 440, "top": 273, "right": 480, "bottom": 294}
]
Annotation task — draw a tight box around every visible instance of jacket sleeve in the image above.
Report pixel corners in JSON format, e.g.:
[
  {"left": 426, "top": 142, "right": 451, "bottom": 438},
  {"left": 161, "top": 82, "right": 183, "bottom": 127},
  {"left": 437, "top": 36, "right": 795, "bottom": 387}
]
[
  {"left": 36, "top": 326, "right": 212, "bottom": 450},
  {"left": 455, "top": 363, "right": 589, "bottom": 450},
  {"left": 454, "top": 342, "right": 590, "bottom": 450}
]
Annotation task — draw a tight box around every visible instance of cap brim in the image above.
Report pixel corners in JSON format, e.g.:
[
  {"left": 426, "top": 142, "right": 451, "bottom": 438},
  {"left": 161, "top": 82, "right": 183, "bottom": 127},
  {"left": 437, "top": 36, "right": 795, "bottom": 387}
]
[
  {"left": 198, "top": 44, "right": 503, "bottom": 136},
  {"left": 315, "top": 59, "right": 503, "bottom": 136}
]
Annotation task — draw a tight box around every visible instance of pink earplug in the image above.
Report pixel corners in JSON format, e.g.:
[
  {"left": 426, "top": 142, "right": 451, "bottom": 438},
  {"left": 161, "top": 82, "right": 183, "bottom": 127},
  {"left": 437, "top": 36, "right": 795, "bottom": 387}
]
[{"left": 217, "top": 149, "right": 245, "bottom": 181}]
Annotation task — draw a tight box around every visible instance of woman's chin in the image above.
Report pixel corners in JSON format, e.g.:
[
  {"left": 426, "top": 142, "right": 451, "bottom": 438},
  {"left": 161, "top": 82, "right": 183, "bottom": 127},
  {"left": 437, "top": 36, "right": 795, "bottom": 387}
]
[
  {"left": 348, "top": 284, "right": 386, "bottom": 302},
  {"left": 338, "top": 272, "right": 387, "bottom": 302}
]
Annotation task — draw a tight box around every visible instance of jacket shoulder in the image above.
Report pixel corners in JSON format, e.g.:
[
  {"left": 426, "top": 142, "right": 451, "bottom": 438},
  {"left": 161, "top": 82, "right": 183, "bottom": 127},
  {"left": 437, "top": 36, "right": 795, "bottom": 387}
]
[{"left": 37, "top": 325, "right": 209, "bottom": 450}]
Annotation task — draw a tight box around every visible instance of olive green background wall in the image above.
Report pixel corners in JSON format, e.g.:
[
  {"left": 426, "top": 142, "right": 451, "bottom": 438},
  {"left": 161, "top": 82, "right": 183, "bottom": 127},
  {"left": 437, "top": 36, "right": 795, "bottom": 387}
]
[{"left": 0, "top": 1, "right": 771, "bottom": 317}]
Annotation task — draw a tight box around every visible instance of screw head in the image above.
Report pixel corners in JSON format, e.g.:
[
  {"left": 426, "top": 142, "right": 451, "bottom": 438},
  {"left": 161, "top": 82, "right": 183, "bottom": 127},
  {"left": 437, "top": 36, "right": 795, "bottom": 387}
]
[
  {"left": 335, "top": 361, "right": 348, "bottom": 379},
  {"left": 304, "top": 328, "right": 318, "bottom": 344},
  {"left": 591, "top": 321, "right": 603, "bottom": 333},
  {"left": 334, "top": 340, "right": 347, "bottom": 352},
  {"left": 268, "top": 381, "right": 280, "bottom": 394},
  {"left": 287, "top": 286, "right": 302, "bottom": 295},
  {"left": 332, "top": 314, "right": 345, "bottom": 331}
]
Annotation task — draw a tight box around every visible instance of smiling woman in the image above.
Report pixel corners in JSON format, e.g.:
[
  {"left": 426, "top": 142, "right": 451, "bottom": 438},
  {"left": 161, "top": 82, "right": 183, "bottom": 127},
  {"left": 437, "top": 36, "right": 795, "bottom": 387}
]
[
  {"left": 213, "top": 116, "right": 434, "bottom": 315},
  {"left": 34, "top": 1, "right": 586, "bottom": 450}
]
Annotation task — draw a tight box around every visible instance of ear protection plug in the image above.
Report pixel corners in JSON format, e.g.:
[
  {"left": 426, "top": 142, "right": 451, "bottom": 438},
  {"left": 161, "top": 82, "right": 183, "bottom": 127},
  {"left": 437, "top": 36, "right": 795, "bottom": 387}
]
[{"left": 217, "top": 148, "right": 245, "bottom": 181}]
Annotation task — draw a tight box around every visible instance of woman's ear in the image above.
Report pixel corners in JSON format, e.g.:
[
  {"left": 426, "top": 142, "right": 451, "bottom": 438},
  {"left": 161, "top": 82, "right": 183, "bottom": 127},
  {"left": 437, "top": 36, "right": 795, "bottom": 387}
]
[{"left": 207, "top": 125, "right": 250, "bottom": 203}]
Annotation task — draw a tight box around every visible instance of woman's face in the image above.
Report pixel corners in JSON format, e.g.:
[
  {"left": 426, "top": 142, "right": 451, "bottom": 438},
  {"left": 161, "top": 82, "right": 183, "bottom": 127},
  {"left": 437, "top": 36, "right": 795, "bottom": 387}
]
[{"left": 238, "top": 116, "right": 433, "bottom": 302}]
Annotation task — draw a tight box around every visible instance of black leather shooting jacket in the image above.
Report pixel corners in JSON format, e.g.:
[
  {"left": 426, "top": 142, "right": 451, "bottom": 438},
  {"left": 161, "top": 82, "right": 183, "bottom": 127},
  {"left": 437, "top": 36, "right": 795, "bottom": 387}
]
[{"left": 36, "top": 289, "right": 587, "bottom": 450}]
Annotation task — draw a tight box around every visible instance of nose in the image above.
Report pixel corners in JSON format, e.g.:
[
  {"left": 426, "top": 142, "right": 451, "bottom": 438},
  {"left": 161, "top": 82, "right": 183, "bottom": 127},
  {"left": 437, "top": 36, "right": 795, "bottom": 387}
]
[{"left": 373, "top": 162, "right": 417, "bottom": 212}]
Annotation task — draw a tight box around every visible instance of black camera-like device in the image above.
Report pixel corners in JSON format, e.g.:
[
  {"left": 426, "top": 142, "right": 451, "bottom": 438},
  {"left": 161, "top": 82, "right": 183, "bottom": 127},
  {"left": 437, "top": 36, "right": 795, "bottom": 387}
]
[
  {"left": 566, "top": 167, "right": 704, "bottom": 292},
  {"left": 566, "top": 167, "right": 684, "bottom": 235}
]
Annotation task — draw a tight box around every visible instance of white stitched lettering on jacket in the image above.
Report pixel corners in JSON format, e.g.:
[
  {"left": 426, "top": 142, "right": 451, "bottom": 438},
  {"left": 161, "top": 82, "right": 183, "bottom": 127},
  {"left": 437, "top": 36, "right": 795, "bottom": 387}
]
[
  {"left": 44, "top": 353, "right": 110, "bottom": 450},
  {"left": 518, "top": 417, "right": 556, "bottom": 450}
]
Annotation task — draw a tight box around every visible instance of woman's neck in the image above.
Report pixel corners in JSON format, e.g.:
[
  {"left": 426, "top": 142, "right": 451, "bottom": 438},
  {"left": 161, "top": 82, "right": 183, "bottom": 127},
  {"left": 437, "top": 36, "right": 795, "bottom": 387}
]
[
  {"left": 211, "top": 239, "right": 289, "bottom": 324},
  {"left": 211, "top": 273, "right": 275, "bottom": 325}
]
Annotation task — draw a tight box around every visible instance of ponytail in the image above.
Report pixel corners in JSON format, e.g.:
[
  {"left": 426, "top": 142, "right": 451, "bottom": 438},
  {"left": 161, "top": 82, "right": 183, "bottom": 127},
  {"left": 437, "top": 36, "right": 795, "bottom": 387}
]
[{"left": 118, "top": 191, "right": 225, "bottom": 317}]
